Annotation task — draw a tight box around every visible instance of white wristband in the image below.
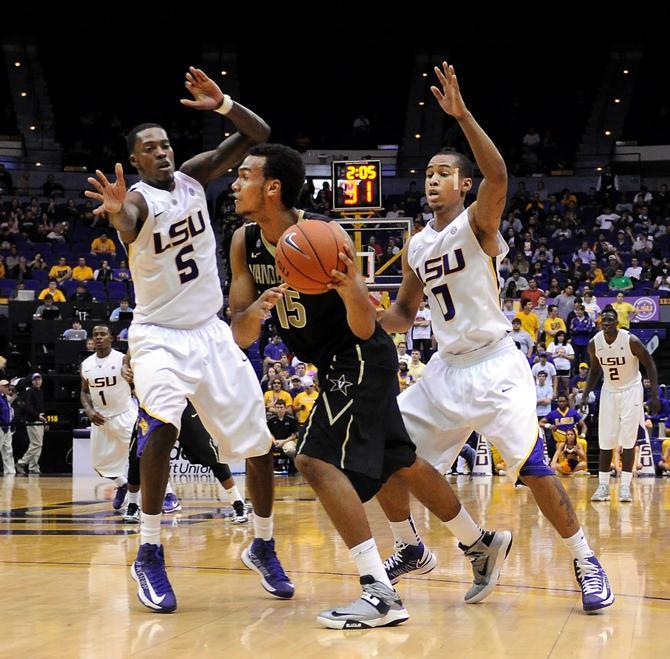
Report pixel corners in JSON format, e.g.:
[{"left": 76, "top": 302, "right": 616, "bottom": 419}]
[{"left": 215, "top": 94, "right": 234, "bottom": 115}]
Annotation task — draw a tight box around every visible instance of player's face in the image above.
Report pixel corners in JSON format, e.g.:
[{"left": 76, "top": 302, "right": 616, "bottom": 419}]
[
  {"left": 232, "top": 156, "right": 270, "bottom": 218},
  {"left": 92, "top": 327, "right": 113, "bottom": 352},
  {"left": 425, "top": 154, "right": 471, "bottom": 212},
  {"left": 601, "top": 312, "right": 617, "bottom": 333},
  {"left": 558, "top": 396, "right": 568, "bottom": 409},
  {"left": 130, "top": 128, "right": 175, "bottom": 185}
]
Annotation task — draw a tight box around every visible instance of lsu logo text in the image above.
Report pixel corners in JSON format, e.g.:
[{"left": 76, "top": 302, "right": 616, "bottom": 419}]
[
  {"left": 416, "top": 248, "right": 465, "bottom": 283},
  {"left": 153, "top": 210, "right": 206, "bottom": 254}
]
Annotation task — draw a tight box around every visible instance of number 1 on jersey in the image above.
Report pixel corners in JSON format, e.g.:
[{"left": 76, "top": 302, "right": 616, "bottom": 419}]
[{"left": 98, "top": 390, "right": 107, "bottom": 406}]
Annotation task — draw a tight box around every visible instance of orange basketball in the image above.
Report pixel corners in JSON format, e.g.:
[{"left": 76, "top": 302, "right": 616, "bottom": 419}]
[{"left": 275, "top": 220, "right": 348, "bottom": 294}]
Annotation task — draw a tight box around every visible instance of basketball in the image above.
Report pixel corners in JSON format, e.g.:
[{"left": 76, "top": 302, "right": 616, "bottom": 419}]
[{"left": 274, "top": 220, "right": 348, "bottom": 294}]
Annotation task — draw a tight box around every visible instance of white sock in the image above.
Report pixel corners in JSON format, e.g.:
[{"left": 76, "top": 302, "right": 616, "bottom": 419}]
[
  {"left": 562, "top": 526, "right": 594, "bottom": 561},
  {"left": 112, "top": 476, "right": 127, "bottom": 487},
  {"left": 165, "top": 480, "right": 174, "bottom": 496},
  {"left": 350, "top": 538, "right": 392, "bottom": 588},
  {"left": 620, "top": 471, "right": 633, "bottom": 487},
  {"left": 389, "top": 514, "right": 422, "bottom": 546},
  {"left": 140, "top": 512, "right": 162, "bottom": 546},
  {"left": 599, "top": 471, "right": 611, "bottom": 486},
  {"left": 444, "top": 505, "right": 483, "bottom": 547},
  {"left": 254, "top": 513, "right": 273, "bottom": 541},
  {"left": 128, "top": 490, "right": 139, "bottom": 505},
  {"left": 223, "top": 485, "right": 243, "bottom": 503}
]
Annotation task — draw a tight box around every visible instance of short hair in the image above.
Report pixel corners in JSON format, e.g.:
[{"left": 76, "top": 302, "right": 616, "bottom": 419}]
[
  {"left": 126, "top": 123, "right": 165, "bottom": 154},
  {"left": 548, "top": 304, "right": 557, "bottom": 312},
  {"left": 275, "top": 399, "right": 286, "bottom": 406},
  {"left": 537, "top": 370, "right": 547, "bottom": 376},
  {"left": 93, "top": 324, "right": 111, "bottom": 335},
  {"left": 433, "top": 149, "right": 475, "bottom": 180},
  {"left": 248, "top": 143, "right": 306, "bottom": 208},
  {"left": 601, "top": 305, "right": 617, "bottom": 319}
]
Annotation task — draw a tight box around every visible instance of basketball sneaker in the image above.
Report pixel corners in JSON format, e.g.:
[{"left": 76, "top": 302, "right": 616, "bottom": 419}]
[
  {"left": 162, "top": 492, "right": 182, "bottom": 514},
  {"left": 317, "top": 575, "right": 409, "bottom": 629},
  {"left": 573, "top": 556, "right": 614, "bottom": 612},
  {"left": 113, "top": 484, "right": 128, "bottom": 510},
  {"left": 231, "top": 500, "right": 248, "bottom": 524},
  {"left": 383, "top": 541, "right": 437, "bottom": 585},
  {"left": 591, "top": 484, "right": 611, "bottom": 502},
  {"left": 123, "top": 503, "right": 140, "bottom": 524},
  {"left": 618, "top": 483, "right": 633, "bottom": 503},
  {"left": 241, "top": 538, "right": 294, "bottom": 599},
  {"left": 131, "top": 543, "right": 177, "bottom": 613},
  {"left": 459, "top": 530, "right": 513, "bottom": 603}
]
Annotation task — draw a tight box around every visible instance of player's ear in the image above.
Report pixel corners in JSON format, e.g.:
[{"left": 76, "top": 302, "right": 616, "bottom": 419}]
[
  {"left": 266, "top": 178, "right": 281, "bottom": 199},
  {"left": 461, "top": 175, "right": 473, "bottom": 196},
  {"left": 129, "top": 153, "right": 138, "bottom": 169}
]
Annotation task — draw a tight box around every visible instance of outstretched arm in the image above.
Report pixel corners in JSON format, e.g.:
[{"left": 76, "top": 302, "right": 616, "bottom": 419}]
[
  {"left": 179, "top": 67, "right": 270, "bottom": 187},
  {"left": 85, "top": 163, "right": 148, "bottom": 244},
  {"left": 431, "top": 61, "right": 507, "bottom": 251}
]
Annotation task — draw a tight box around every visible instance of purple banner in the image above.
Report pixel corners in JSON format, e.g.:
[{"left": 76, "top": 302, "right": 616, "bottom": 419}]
[{"left": 596, "top": 295, "right": 660, "bottom": 322}]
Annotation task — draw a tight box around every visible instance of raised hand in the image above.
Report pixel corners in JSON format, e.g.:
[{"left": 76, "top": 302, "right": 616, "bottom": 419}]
[
  {"left": 180, "top": 66, "right": 225, "bottom": 111},
  {"left": 431, "top": 61, "right": 469, "bottom": 120},
  {"left": 85, "top": 163, "right": 127, "bottom": 216}
]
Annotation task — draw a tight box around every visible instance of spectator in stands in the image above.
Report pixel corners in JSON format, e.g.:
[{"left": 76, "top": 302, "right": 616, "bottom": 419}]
[
  {"left": 38, "top": 280, "right": 66, "bottom": 303},
  {"left": 41, "top": 174, "right": 65, "bottom": 197},
  {"left": 533, "top": 350, "right": 559, "bottom": 394},
  {"left": 594, "top": 205, "right": 619, "bottom": 232},
  {"left": 117, "top": 327, "right": 129, "bottom": 341},
  {"left": 263, "top": 335, "right": 288, "bottom": 372},
  {"left": 48, "top": 256, "right": 72, "bottom": 284},
  {"left": 264, "top": 379, "right": 292, "bottom": 415},
  {"left": 581, "top": 289, "right": 601, "bottom": 323},
  {"left": 397, "top": 361, "right": 414, "bottom": 391},
  {"left": 608, "top": 267, "right": 633, "bottom": 293},
  {"left": 514, "top": 299, "right": 539, "bottom": 341},
  {"left": 36, "top": 212, "right": 55, "bottom": 239},
  {"left": 569, "top": 363, "right": 594, "bottom": 411},
  {"left": 110, "top": 298, "right": 134, "bottom": 321},
  {"left": 411, "top": 299, "right": 432, "bottom": 362},
  {"left": 588, "top": 259, "right": 606, "bottom": 284},
  {"left": 72, "top": 257, "right": 94, "bottom": 282},
  {"left": 546, "top": 277, "right": 562, "bottom": 299},
  {"left": 288, "top": 375, "right": 304, "bottom": 399},
  {"left": 0, "top": 255, "right": 5, "bottom": 279},
  {"left": 575, "top": 241, "right": 596, "bottom": 264},
  {"left": 46, "top": 222, "right": 68, "bottom": 244},
  {"left": 35, "top": 294, "right": 61, "bottom": 319},
  {"left": 546, "top": 331, "right": 574, "bottom": 394},
  {"left": 4, "top": 247, "right": 18, "bottom": 272},
  {"left": 0, "top": 378, "right": 15, "bottom": 475},
  {"left": 91, "top": 232, "right": 116, "bottom": 256},
  {"left": 0, "top": 164, "right": 13, "bottom": 194},
  {"left": 407, "top": 349, "right": 426, "bottom": 382},
  {"left": 633, "top": 185, "right": 653, "bottom": 207},
  {"left": 505, "top": 269, "right": 529, "bottom": 298},
  {"left": 511, "top": 252, "right": 530, "bottom": 275},
  {"left": 268, "top": 399, "right": 298, "bottom": 461},
  {"left": 554, "top": 284, "right": 575, "bottom": 323},
  {"left": 550, "top": 428, "right": 587, "bottom": 477},
  {"left": 94, "top": 259, "right": 113, "bottom": 284},
  {"left": 510, "top": 318, "right": 534, "bottom": 358},
  {"left": 63, "top": 320, "right": 88, "bottom": 341},
  {"left": 522, "top": 127, "right": 541, "bottom": 151},
  {"left": 397, "top": 341, "right": 411, "bottom": 366},
  {"left": 519, "top": 279, "right": 543, "bottom": 309},
  {"left": 653, "top": 266, "right": 670, "bottom": 292},
  {"left": 612, "top": 292, "right": 636, "bottom": 329},
  {"left": 260, "top": 366, "right": 279, "bottom": 391},
  {"left": 533, "top": 295, "right": 549, "bottom": 328},
  {"left": 543, "top": 304, "right": 566, "bottom": 348},
  {"left": 70, "top": 282, "right": 94, "bottom": 304},
  {"left": 15, "top": 374, "right": 47, "bottom": 475},
  {"left": 293, "top": 377, "right": 318, "bottom": 427},
  {"left": 113, "top": 259, "right": 131, "bottom": 282},
  {"left": 535, "top": 371, "right": 554, "bottom": 420},
  {"left": 624, "top": 257, "right": 642, "bottom": 282},
  {"left": 365, "top": 235, "right": 383, "bottom": 258},
  {"left": 502, "top": 297, "right": 516, "bottom": 322},
  {"left": 28, "top": 252, "right": 48, "bottom": 272},
  {"left": 8, "top": 256, "right": 32, "bottom": 281},
  {"left": 569, "top": 305, "right": 594, "bottom": 368}
]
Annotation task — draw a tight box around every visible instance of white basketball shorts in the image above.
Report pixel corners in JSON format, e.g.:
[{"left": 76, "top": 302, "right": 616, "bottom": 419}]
[
  {"left": 598, "top": 385, "right": 646, "bottom": 450},
  {"left": 90, "top": 400, "right": 137, "bottom": 477},
  {"left": 129, "top": 316, "right": 272, "bottom": 461},
  {"left": 398, "top": 337, "right": 541, "bottom": 482}
]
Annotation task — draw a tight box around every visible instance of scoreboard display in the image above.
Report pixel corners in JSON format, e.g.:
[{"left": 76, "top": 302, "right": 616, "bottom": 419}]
[{"left": 332, "top": 160, "right": 382, "bottom": 211}]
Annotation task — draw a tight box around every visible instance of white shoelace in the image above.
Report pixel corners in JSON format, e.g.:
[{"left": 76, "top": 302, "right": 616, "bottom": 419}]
[{"left": 576, "top": 561, "right": 602, "bottom": 595}]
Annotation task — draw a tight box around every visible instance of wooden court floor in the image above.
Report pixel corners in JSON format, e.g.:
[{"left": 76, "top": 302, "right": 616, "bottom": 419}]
[{"left": 1, "top": 473, "right": 668, "bottom": 658}]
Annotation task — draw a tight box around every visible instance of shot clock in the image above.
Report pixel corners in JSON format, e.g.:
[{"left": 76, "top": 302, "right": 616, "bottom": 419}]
[{"left": 332, "top": 160, "right": 382, "bottom": 212}]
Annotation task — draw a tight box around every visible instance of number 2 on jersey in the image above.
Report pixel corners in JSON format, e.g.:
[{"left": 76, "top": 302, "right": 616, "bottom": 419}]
[{"left": 608, "top": 367, "right": 619, "bottom": 381}]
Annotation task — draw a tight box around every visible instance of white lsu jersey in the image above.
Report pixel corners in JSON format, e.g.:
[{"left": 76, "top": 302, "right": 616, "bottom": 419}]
[
  {"left": 81, "top": 349, "right": 133, "bottom": 417},
  {"left": 594, "top": 329, "right": 641, "bottom": 391},
  {"left": 408, "top": 207, "right": 510, "bottom": 357},
  {"left": 126, "top": 170, "right": 223, "bottom": 329}
]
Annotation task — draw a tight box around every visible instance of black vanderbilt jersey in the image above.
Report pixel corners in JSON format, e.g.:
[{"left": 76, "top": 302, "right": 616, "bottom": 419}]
[{"left": 245, "top": 211, "right": 361, "bottom": 368}]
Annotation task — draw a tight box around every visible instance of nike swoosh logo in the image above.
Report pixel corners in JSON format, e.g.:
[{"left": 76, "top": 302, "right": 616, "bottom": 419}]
[
  {"left": 190, "top": 413, "right": 199, "bottom": 418},
  {"left": 502, "top": 387, "right": 513, "bottom": 393},
  {"left": 251, "top": 252, "right": 261, "bottom": 259},
  {"left": 155, "top": 211, "right": 165, "bottom": 217},
  {"left": 144, "top": 575, "right": 166, "bottom": 604}
]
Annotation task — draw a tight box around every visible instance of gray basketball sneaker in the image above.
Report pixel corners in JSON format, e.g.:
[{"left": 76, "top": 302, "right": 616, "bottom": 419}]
[
  {"left": 618, "top": 483, "right": 633, "bottom": 503},
  {"left": 591, "top": 484, "right": 611, "bottom": 502},
  {"left": 317, "top": 575, "right": 409, "bottom": 629},
  {"left": 459, "top": 530, "right": 513, "bottom": 603}
]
